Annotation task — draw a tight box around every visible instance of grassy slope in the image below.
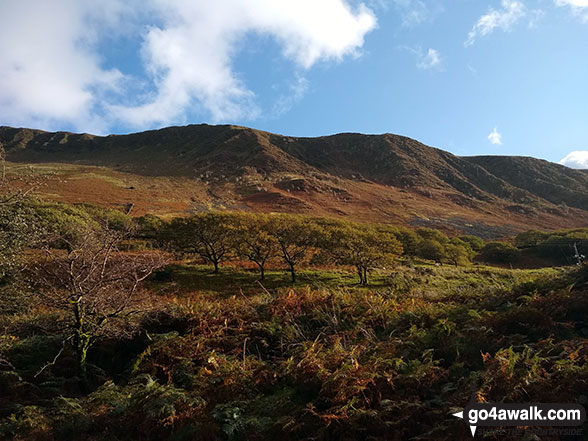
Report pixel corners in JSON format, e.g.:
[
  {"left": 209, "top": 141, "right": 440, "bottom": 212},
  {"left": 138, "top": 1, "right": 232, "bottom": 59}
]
[{"left": 5, "top": 160, "right": 588, "bottom": 239}]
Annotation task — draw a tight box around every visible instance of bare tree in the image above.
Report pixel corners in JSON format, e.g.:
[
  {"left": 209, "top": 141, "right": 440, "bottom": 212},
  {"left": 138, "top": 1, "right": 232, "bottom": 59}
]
[{"left": 29, "top": 224, "right": 167, "bottom": 389}]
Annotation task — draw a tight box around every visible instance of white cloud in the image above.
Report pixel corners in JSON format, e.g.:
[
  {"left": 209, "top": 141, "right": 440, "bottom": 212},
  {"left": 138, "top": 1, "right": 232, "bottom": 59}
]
[
  {"left": 488, "top": 127, "right": 503, "bottom": 145},
  {"left": 416, "top": 48, "right": 442, "bottom": 70},
  {"left": 555, "top": 0, "right": 588, "bottom": 22},
  {"left": 0, "top": 0, "right": 377, "bottom": 132},
  {"left": 556, "top": 0, "right": 588, "bottom": 6},
  {"left": 560, "top": 151, "right": 588, "bottom": 169},
  {"left": 392, "top": 0, "right": 430, "bottom": 26},
  {"left": 391, "top": 0, "right": 444, "bottom": 26},
  {"left": 0, "top": 0, "right": 129, "bottom": 133},
  {"left": 465, "top": 0, "right": 527, "bottom": 47},
  {"left": 272, "top": 75, "right": 310, "bottom": 117}
]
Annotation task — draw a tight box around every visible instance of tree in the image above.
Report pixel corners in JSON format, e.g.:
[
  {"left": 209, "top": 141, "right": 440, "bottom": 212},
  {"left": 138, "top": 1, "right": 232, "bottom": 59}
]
[
  {"left": 445, "top": 243, "right": 470, "bottom": 267},
  {"left": 268, "top": 215, "right": 322, "bottom": 283},
  {"left": 233, "top": 214, "right": 278, "bottom": 281},
  {"left": 136, "top": 214, "right": 167, "bottom": 241},
  {"left": 327, "top": 224, "right": 403, "bottom": 284},
  {"left": 29, "top": 224, "right": 166, "bottom": 389},
  {"left": 478, "top": 241, "right": 520, "bottom": 264},
  {"left": 416, "top": 238, "right": 447, "bottom": 264},
  {"left": 31, "top": 201, "right": 104, "bottom": 251},
  {"left": 167, "top": 213, "right": 237, "bottom": 273},
  {"left": 458, "top": 235, "right": 485, "bottom": 252},
  {"left": 515, "top": 229, "right": 549, "bottom": 248},
  {"left": 391, "top": 227, "right": 421, "bottom": 256},
  {"left": 416, "top": 228, "right": 450, "bottom": 245}
]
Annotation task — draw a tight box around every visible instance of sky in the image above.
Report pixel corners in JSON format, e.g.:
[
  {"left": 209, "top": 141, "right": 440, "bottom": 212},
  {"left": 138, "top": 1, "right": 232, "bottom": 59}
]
[{"left": 1, "top": 0, "right": 587, "bottom": 168}]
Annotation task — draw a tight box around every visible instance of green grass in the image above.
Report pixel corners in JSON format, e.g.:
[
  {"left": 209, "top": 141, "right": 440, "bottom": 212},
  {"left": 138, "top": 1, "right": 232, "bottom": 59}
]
[{"left": 157, "top": 261, "right": 565, "bottom": 298}]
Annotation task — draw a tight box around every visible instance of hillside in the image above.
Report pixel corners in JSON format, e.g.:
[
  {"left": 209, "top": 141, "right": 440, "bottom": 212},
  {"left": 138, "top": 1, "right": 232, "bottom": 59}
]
[{"left": 1, "top": 124, "right": 587, "bottom": 237}]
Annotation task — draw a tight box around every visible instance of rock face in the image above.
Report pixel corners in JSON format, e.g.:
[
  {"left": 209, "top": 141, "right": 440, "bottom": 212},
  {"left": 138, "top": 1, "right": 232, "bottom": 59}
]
[{"left": 2, "top": 123, "right": 587, "bottom": 236}]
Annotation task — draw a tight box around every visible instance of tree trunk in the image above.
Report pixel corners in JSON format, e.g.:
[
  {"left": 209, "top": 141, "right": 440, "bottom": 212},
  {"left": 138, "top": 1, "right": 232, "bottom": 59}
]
[
  {"left": 73, "top": 300, "right": 91, "bottom": 392},
  {"left": 260, "top": 265, "right": 265, "bottom": 281},
  {"left": 363, "top": 267, "right": 368, "bottom": 285},
  {"left": 212, "top": 259, "right": 219, "bottom": 274},
  {"left": 289, "top": 263, "right": 296, "bottom": 283},
  {"left": 357, "top": 266, "right": 363, "bottom": 284},
  {"left": 75, "top": 333, "right": 92, "bottom": 392}
]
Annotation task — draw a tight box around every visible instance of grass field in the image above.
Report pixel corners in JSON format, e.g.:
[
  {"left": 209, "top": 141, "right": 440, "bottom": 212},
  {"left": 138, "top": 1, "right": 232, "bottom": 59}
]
[{"left": 156, "top": 261, "right": 565, "bottom": 297}]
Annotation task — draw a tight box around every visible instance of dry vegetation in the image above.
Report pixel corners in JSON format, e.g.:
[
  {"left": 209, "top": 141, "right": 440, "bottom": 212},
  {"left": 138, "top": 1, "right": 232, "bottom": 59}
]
[
  {"left": 1, "top": 195, "right": 588, "bottom": 440},
  {"left": 3, "top": 124, "right": 588, "bottom": 236},
  {"left": 2, "top": 133, "right": 588, "bottom": 439}
]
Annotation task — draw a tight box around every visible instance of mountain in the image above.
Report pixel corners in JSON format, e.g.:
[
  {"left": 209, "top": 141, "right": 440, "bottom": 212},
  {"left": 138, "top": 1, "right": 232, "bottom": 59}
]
[{"left": 1, "top": 124, "right": 587, "bottom": 238}]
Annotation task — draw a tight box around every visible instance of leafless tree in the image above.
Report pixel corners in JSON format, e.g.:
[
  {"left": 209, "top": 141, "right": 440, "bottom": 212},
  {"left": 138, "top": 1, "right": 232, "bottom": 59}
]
[{"left": 29, "top": 224, "right": 167, "bottom": 388}]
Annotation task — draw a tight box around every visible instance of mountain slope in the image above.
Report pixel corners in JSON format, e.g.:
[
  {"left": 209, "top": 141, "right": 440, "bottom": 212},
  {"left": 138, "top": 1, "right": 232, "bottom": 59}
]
[
  {"left": 1, "top": 124, "right": 587, "bottom": 237},
  {"left": 465, "top": 155, "right": 588, "bottom": 211}
]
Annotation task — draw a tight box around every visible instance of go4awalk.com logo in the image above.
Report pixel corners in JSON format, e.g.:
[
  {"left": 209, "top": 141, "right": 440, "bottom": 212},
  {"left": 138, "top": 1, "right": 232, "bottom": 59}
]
[{"left": 452, "top": 402, "right": 586, "bottom": 436}]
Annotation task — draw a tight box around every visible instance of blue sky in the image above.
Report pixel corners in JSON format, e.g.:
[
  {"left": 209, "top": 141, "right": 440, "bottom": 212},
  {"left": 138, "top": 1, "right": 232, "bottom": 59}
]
[{"left": 1, "top": 0, "right": 587, "bottom": 167}]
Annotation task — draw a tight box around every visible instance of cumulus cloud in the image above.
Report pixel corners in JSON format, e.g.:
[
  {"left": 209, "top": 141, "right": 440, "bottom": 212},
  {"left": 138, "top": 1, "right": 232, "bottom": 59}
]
[
  {"left": 0, "top": 0, "right": 377, "bottom": 132},
  {"left": 560, "top": 151, "right": 588, "bottom": 169},
  {"left": 465, "top": 0, "right": 526, "bottom": 47},
  {"left": 416, "top": 48, "right": 442, "bottom": 70},
  {"left": 488, "top": 127, "right": 503, "bottom": 145},
  {"left": 0, "top": 0, "right": 128, "bottom": 133}
]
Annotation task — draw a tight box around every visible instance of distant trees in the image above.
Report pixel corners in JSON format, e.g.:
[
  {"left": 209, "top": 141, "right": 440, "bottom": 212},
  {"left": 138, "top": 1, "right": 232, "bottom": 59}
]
[
  {"left": 416, "top": 238, "right": 446, "bottom": 263},
  {"left": 458, "top": 235, "right": 485, "bottom": 252},
  {"left": 514, "top": 230, "right": 549, "bottom": 248},
  {"left": 268, "top": 215, "right": 323, "bottom": 283},
  {"left": 233, "top": 214, "right": 278, "bottom": 281},
  {"left": 512, "top": 229, "right": 588, "bottom": 265},
  {"left": 154, "top": 213, "right": 493, "bottom": 278},
  {"left": 406, "top": 228, "right": 475, "bottom": 266},
  {"left": 391, "top": 228, "right": 420, "bottom": 256},
  {"left": 136, "top": 214, "right": 167, "bottom": 242},
  {"left": 445, "top": 241, "right": 473, "bottom": 267},
  {"left": 327, "top": 225, "right": 402, "bottom": 284},
  {"left": 413, "top": 228, "right": 449, "bottom": 264},
  {"left": 151, "top": 212, "right": 511, "bottom": 279},
  {"left": 479, "top": 241, "right": 520, "bottom": 264},
  {"left": 167, "top": 213, "right": 237, "bottom": 273}
]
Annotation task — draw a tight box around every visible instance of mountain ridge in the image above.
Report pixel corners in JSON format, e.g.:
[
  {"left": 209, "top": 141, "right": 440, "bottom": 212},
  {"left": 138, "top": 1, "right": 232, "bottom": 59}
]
[{"left": 1, "top": 124, "right": 587, "bottom": 236}]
